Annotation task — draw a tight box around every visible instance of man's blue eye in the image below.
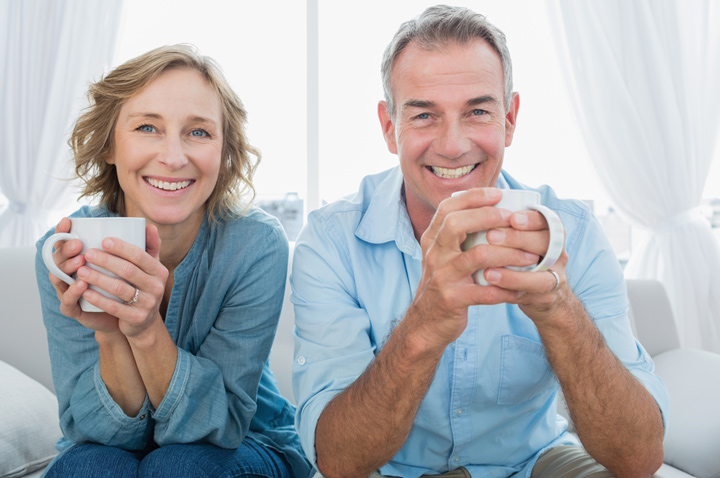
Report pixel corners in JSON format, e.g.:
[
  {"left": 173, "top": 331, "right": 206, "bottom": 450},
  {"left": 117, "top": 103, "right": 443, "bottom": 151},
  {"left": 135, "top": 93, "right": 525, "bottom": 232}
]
[
  {"left": 417, "top": 113, "right": 430, "bottom": 120},
  {"left": 472, "top": 109, "right": 486, "bottom": 116},
  {"left": 191, "top": 129, "right": 208, "bottom": 137}
]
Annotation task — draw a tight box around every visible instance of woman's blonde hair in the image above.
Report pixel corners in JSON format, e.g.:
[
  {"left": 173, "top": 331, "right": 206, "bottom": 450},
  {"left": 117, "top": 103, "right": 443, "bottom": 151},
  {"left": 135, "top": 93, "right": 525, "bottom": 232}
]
[{"left": 70, "top": 44, "right": 259, "bottom": 223}]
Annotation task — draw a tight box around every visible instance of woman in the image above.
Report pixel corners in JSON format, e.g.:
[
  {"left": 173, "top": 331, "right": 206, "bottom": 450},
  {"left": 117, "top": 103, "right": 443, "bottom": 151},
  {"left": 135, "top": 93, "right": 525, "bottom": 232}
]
[{"left": 35, "top": 44, "right": 312, "bottom": 478}]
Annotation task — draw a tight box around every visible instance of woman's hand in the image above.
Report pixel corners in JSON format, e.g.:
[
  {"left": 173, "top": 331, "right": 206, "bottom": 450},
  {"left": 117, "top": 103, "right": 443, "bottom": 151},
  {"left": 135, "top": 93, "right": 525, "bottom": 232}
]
[
  {"left": 78, "top": 224, "right": 168, "bottom": 340},
  {"left": 47, "top": 218, "right": 121, "bottom": 335}
]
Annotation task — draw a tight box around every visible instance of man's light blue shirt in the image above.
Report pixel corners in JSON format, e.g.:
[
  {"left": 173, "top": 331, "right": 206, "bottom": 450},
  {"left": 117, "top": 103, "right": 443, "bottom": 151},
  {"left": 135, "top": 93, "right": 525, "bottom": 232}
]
[{"left": 291, "top": 166, "right": 668, "bottom": 478}]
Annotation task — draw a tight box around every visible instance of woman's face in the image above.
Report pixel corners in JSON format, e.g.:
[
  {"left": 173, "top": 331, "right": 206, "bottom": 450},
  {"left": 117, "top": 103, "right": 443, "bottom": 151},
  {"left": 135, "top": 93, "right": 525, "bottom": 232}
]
[{"left": 108, "top": 67, "right": 224, "bottom": 231}]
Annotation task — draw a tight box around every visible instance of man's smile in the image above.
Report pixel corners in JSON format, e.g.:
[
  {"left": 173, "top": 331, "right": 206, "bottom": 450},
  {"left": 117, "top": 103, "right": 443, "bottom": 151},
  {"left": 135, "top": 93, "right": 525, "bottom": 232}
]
[{"left": 428, "top": 164, "right": 477, "bottom": 179}]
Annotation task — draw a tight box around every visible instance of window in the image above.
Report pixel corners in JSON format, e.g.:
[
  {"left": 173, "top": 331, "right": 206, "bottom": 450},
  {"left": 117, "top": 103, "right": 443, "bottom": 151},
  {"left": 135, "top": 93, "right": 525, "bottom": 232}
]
[{"left": 115, "top": 0, "right": 307, "bottom": 202}]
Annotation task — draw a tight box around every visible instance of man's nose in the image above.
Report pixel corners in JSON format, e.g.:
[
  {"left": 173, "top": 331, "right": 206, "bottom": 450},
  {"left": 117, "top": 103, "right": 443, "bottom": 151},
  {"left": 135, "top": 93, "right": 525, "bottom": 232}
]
[
  {"left": 158, "top": 135, "right": 188, "bottom": 170},
  {"left": 435, "top": 120, "right": 472, "bottom": 160}
]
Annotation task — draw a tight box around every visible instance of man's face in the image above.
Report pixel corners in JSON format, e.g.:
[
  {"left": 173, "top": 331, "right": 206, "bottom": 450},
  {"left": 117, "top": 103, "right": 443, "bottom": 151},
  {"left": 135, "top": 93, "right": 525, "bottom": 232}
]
[{"left": 379, "top": 39, "right": 519, "bottom": 233}]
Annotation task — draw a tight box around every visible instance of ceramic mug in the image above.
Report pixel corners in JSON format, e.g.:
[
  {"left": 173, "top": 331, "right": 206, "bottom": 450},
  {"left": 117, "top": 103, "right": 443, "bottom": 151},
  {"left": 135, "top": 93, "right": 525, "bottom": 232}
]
[
  {"left": 459, "top": 190, "right": 564, "bottom": 285},
  {"left": 42, "top": 217, "right": 146, "bottom": 312}
]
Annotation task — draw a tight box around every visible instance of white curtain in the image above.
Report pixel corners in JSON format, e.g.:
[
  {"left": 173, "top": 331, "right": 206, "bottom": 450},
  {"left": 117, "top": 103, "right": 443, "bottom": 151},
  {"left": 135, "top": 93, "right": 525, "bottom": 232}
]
[
  {"left": 0, "top": 0, "right": 123, "bottom": 247},
  {"left": 547, "top": 0, "right": 720, "bottom": 352}
]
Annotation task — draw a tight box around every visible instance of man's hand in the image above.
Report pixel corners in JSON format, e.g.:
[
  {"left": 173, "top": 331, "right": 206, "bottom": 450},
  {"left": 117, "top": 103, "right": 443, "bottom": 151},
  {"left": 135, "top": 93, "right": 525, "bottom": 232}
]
[
  {"left": 481, "top": 208, "right": 572, "bottom": 325},
  {"left": 410, "top": 187, "right": 546, "bottom": 348}
]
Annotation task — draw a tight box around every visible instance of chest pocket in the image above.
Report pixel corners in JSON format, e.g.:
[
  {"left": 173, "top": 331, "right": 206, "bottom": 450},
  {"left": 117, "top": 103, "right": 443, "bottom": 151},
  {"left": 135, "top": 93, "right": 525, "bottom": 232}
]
[{"left": 497, "top": 334, "right": 556, "bottom": 405}]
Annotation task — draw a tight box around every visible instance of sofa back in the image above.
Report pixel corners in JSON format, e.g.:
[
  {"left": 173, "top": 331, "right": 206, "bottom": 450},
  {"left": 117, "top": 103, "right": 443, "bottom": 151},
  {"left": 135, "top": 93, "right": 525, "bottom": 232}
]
[{"left": 0, "top": 246, "right": 54, "bottom": 392}]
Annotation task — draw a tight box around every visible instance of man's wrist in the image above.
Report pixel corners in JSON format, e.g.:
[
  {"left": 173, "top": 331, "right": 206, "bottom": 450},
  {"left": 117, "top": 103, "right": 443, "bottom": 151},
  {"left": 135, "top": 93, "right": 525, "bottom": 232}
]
[{"left": 394, "top": 304, "right": 451, "bottom": 364}]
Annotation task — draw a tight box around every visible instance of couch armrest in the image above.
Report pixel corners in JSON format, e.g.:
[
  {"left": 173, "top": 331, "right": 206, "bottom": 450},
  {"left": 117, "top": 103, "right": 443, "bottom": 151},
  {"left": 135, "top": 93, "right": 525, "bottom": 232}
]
[{"left": 653, "top": 348, "right": 720, "bottom": 478}]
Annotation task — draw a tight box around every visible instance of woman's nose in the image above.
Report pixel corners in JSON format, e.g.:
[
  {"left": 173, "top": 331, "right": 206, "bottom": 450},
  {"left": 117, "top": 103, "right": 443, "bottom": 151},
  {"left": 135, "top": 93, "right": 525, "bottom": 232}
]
[{"left": 158, "top": 135, "right": 188, "bottom": 170}]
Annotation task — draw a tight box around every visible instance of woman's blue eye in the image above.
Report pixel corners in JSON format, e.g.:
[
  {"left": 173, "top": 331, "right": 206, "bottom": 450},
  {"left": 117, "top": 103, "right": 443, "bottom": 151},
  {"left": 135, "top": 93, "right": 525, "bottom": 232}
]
[
  {"left": 138, "top": 124, "right": 155, "bottom": 132},
  {"left": 191, "top": 129, "right": 209, "bottom": 137}
]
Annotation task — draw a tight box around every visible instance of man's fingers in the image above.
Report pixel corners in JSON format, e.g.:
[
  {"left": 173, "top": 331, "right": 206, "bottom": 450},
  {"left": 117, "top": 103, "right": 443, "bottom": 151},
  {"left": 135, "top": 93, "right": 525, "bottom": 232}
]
[
  {"left": 433, "top": 244, "right": 540, "bottom": 283},
  {"left": 510, "top": 210, "right": 547, "bottom": 230},
  {"left": 483, "top": 256, "right": 568, "bottom": 295},
  {"left": 422, "top": 188, "right": 503, "bottom": 249},
  {"left": 486, "top": 228, "right": 551, "bottom": 258}
]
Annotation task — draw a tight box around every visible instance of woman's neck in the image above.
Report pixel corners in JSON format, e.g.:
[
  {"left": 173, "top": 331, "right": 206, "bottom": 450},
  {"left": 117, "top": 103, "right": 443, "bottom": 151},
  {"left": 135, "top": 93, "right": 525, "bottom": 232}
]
[{"left": 155, "top": 214, "right": 204, "bottom": 272}]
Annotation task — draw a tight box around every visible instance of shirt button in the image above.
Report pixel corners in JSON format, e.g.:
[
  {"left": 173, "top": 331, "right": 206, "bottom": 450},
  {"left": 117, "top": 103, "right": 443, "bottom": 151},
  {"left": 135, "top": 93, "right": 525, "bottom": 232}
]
[
  {"left": 139, "top": 414, "right": 146, "bottom": 420},
  {"left": 296, "top": 356, "right": 306, "bottom": 365},
  {"left": 454, "top": 456, "right": 460, "bottom": 463},
  {"left": 456, "top": 408, "right": 463, "bottom": 416}
]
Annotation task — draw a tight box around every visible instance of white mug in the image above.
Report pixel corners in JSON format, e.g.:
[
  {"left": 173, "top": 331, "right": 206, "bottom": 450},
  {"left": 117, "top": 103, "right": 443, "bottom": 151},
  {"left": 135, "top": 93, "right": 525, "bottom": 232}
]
[
  {"left": 42, "top": 217, "right": 146, "bottom": 312},
  {"left": 460, "top": 190, "right": 564, "bottom": 285}
]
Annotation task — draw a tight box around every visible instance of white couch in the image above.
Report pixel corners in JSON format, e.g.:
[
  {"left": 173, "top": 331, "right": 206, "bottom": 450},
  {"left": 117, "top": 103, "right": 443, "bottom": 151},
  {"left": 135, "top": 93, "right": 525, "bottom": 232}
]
[{"left": 1, "top": 246, "right": 718, "bottom": 477}]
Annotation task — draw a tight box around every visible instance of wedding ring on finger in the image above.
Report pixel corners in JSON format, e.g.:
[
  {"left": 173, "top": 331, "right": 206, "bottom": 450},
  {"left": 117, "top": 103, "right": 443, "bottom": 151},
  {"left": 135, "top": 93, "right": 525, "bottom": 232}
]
[
  {"left": 126, "top": 287, "right": 140, "bottom": 305},
  {"left": 548, "top": 269, "right": 560, "bottom": 293}
]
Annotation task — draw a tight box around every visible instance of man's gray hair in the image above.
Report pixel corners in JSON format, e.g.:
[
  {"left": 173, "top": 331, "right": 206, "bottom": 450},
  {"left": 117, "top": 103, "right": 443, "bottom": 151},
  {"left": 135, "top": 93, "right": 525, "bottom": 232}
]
[{"left": 381, "top": 4, "right": 513, "bottom": 117}]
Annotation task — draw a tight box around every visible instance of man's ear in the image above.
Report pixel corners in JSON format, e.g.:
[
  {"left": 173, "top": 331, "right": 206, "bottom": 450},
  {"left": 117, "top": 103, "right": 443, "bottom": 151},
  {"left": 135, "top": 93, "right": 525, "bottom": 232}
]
[
  {"left": 378, "top": 100, "right": 398, "bottom": 155},
  {"left": 504, "top": 92, "right": 520, "bottom": 147}
]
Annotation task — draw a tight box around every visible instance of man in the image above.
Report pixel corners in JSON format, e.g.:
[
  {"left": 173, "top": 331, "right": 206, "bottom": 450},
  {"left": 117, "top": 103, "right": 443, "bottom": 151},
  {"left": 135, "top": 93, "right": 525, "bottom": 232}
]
[{"left": 291, "top": 5, "right": 668, "bottom": 478}]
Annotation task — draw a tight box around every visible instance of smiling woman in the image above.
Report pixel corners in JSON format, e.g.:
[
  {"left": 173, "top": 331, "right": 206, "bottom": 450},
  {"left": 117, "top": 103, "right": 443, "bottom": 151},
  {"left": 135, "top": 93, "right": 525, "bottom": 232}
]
[{"left": 35, "top": 45, "right": 312, "bottom": 477}]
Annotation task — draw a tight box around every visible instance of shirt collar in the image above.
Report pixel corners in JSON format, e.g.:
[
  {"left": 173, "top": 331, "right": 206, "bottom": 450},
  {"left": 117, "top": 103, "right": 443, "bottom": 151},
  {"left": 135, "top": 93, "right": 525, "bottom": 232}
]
[{"left": 354, "top": 167, "right": 421, "bottom": 258}]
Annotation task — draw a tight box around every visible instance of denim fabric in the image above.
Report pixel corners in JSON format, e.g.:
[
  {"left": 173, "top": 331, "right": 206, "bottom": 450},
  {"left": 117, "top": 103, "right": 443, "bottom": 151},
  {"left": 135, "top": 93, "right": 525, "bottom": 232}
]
[
  {"left": 291, "top": 167, "right": 669, "bottom": 478},
  {"left": 44, "top": 437, "right": 292, "bottom": 478},
  {"left": 36, "top": 206, "right": 312, "bottom": 478}
]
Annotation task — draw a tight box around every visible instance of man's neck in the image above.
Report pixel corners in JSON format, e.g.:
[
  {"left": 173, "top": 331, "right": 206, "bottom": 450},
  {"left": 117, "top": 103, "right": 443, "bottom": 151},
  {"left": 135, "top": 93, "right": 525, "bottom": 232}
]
[{"left": 401, "top": 183, "right": 433, "bottom": 243}]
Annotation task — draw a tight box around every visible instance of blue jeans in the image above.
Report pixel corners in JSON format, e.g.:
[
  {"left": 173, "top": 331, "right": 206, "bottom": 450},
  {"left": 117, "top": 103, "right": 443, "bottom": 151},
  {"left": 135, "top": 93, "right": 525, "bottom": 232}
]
[{"left": 44, "top": 438, "right": 293, "bottom": 478}]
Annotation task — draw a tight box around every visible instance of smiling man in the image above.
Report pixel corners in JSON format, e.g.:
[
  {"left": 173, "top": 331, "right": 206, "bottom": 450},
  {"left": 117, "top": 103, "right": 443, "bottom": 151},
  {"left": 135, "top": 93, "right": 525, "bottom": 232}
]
[{"left": 291, "top": 6, "right": 668, "bottom": 478}]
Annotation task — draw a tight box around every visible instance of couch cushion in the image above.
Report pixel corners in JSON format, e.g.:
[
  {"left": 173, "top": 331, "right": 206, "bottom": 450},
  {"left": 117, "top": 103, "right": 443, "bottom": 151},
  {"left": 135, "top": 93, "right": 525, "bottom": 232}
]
[
  {"left": 0, "top": 360, "right": 61, "bottom": 478},
  {"left": 654, "top": 348, "right": 720, "bottom": 478}
]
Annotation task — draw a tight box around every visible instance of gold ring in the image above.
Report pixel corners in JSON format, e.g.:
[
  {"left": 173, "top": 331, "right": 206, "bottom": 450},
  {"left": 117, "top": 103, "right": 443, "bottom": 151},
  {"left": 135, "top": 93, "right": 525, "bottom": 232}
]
[{"left": 127, "top": 288, "right": 140, "bottom": 305}]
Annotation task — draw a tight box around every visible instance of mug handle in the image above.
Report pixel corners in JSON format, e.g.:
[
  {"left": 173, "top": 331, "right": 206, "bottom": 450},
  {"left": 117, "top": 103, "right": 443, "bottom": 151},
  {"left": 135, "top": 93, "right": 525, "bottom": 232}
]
[
  {"left": 528, "top": 204, "right": 564, "bottom": 271},
  {"left": 41, "top": 232, "right": 78, "bottom": 286}
]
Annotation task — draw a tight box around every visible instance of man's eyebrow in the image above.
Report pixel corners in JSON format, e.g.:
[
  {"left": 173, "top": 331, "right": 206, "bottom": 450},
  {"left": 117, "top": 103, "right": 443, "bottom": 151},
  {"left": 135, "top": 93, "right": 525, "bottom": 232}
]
[
  {"left": 402, "top": 99, "right": 436, "bottom": 110},
  {"left": 401, "top": 96, "right": 499, "bottom": 111},
  {"left": 467, "top": 95, "right": 498, "bottom": 106}
]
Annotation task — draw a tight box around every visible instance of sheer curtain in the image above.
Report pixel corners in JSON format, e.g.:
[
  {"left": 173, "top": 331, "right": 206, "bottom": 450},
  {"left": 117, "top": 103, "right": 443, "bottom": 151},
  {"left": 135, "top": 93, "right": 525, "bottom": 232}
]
[
  {"left": 547, "top": 0, "right": 720, "bottom": 352},
  {"left": 0, "top": 0, "right": 123, "bottom": 247}
]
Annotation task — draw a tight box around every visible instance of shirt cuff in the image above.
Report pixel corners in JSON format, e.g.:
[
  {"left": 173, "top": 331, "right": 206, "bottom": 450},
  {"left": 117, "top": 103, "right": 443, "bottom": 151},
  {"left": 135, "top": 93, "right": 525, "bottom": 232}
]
[
  {"left": 92, "top": 362, "right": 153, "bottom": 424},
  {"left": 151, "top": 347, "right": 190, "bottom": 423}
]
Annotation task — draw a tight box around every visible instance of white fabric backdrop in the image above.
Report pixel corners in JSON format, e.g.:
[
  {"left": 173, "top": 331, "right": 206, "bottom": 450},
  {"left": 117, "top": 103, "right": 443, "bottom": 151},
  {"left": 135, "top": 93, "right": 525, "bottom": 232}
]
[
  {"left": 0, "top": 0, "right": 123, "bottom": 247},
  {"left": 547, "top": 0, "right": 720, "bottom": 352}
]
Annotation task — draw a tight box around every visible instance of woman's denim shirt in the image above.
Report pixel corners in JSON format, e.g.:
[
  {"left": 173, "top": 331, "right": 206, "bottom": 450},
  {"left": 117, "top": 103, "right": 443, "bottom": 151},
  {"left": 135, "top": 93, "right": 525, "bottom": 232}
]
[{"left": 36, "top": 205, "right": 311, "bottom": 477}]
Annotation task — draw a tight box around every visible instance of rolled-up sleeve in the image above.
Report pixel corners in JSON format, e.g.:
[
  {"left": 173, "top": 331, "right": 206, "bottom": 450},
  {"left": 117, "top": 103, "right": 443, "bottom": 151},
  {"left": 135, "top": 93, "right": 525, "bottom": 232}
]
[
  {"left": 35, "top": 242, "right": 153, "bottom": 450},
  {"left": 562, "top": 204, "right": 670, "bottom": 436},
  {"left": 290, "top": 210, "right": 378, "bottom": 466}
]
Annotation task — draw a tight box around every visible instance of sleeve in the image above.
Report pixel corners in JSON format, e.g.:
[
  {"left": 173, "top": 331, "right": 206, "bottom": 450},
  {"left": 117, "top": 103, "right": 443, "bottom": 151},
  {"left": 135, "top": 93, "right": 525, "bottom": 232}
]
[
  {"left": 563, "top": 204, "right": 670, "bottom": 436},
  {"left": 151, "top": 221, "right": 289, "bottom": 449},
  {"left": 289, "top": 211, "right": 377, "bottom": 466},
  {"left": 35, "top": 236, "right": 153, "bottom": 451}
]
